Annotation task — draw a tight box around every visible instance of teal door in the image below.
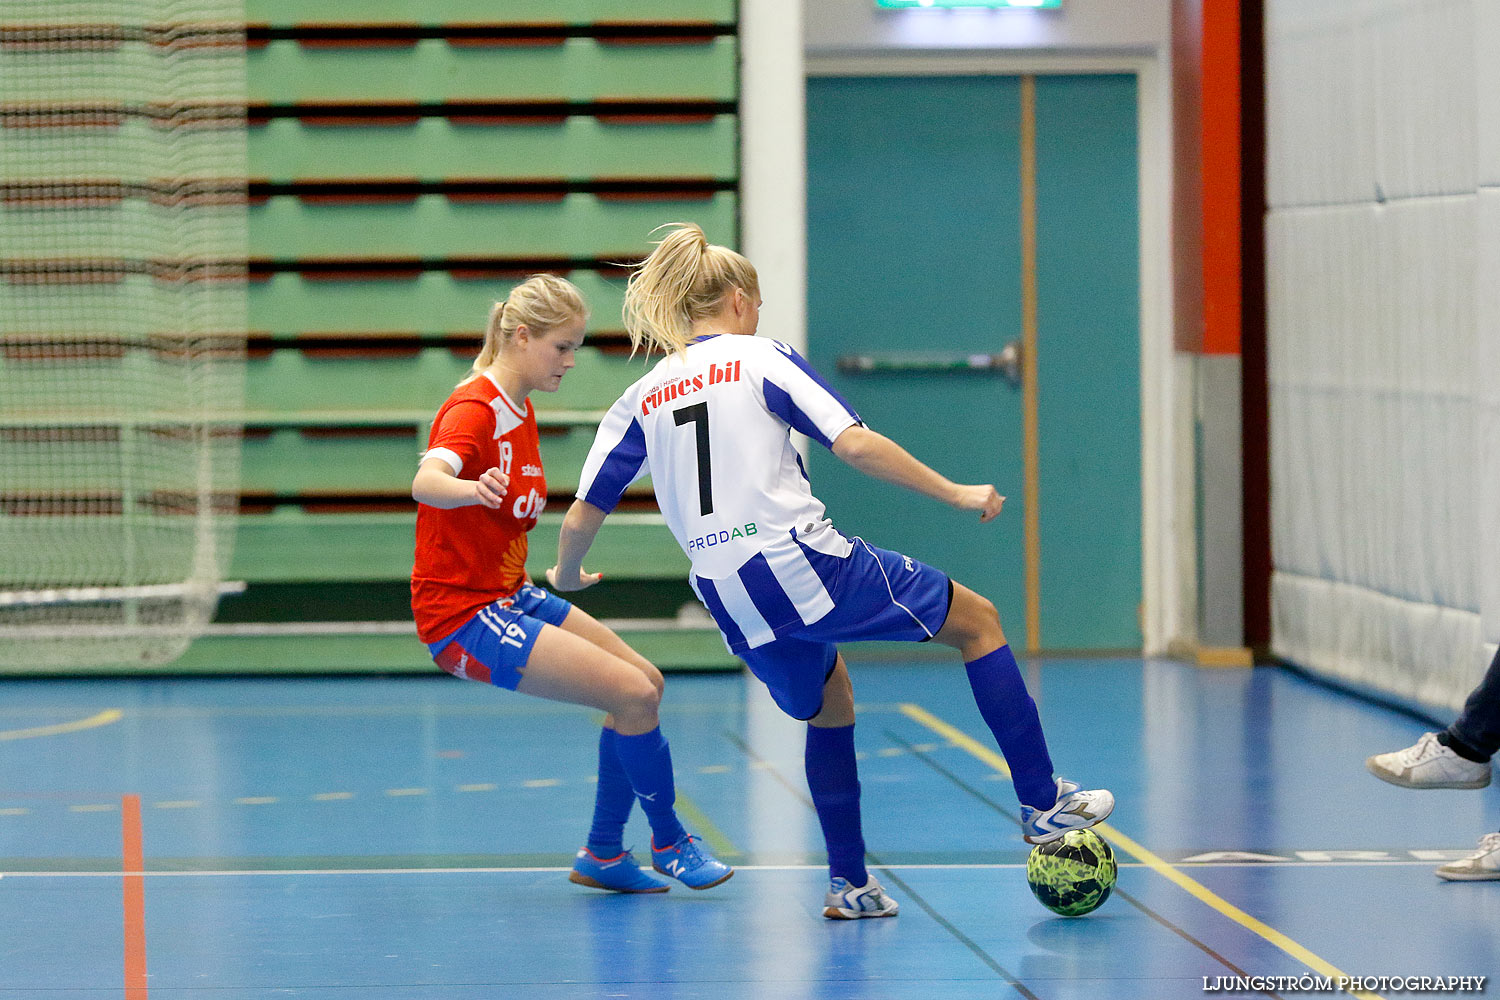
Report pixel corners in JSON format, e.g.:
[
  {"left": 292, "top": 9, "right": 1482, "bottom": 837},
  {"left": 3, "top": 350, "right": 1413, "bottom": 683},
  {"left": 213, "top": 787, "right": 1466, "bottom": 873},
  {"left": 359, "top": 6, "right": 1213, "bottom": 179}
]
[{"left": 806, "top": 73, "right": 1141, "bottom": 651}]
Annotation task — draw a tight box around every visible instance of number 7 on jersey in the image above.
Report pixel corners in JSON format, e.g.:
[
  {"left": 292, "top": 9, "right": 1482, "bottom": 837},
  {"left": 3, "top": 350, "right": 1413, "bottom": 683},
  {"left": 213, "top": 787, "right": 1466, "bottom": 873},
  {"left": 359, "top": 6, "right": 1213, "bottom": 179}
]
[{"left": 673, "top": 402, "right": 713, "bottom": 516}]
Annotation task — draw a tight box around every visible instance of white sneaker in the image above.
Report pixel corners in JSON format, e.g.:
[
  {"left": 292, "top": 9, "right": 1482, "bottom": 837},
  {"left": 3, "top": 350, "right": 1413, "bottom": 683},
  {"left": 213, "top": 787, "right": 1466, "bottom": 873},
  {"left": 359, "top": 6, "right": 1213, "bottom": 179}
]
[
  {"left": 1365, "top": 732, "right": 1491, "bottom": 790},
  {"left": 1436, "top": 833, "right": 1500, "bottom": 882},
  {"left": 823, "top": 876, "right": 900, "bottom": 919},
  {"left": 1020, "top": 778, "right": 1115, "bottom": 845}
]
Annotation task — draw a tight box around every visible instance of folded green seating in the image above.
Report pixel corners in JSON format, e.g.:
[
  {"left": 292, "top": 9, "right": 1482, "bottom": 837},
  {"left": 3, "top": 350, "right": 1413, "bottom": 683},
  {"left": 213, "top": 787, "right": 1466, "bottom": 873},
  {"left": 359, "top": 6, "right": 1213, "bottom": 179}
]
[
  {"left": 249, "top": 192, "right": 736, "bottom": 259},
  {"left": 248, "top": 38, "right": 735, "bottom": 104},
  {"left": 245, "top": 0, "right": 735, "bottom": 24},
  {"left": 250, "top": 116, "right": 737, "bottom": 184}
]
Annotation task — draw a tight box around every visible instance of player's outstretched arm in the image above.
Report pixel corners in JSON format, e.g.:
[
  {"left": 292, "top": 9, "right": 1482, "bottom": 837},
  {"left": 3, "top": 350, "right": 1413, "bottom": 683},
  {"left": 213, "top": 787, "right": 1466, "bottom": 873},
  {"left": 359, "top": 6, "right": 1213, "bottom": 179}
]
[
  {"left": 547, "top": 498, "right": 608, "bottom": 591},
  {"left": 412, "top": 458, "right": 508, "bottom": 510},
  {"left": 830, "top": 425, "right": 1005, "bottom": 522}
]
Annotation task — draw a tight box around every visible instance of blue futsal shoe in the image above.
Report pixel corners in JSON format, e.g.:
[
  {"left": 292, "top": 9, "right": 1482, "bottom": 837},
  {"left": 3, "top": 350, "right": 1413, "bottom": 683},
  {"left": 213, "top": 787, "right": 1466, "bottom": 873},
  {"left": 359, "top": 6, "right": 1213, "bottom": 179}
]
[
  {"left": 568, "top": 847, "right": 671, "bottom": 893},
  {"left": 650, "top": 834, "right": 734, "bottom": 889}
]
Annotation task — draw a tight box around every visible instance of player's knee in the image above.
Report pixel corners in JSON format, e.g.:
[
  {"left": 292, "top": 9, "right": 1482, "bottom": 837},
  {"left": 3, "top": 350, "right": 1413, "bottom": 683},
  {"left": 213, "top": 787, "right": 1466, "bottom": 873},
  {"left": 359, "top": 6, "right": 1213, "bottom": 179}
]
[
  {"left": 640, "top": 660, "right": 666, "bottom": 697},
  {"left": 613, "top": 671, "right": 662, "bottom": 726},
  {"left": 940, "top": 589, "right": 1006, "bottom": 653},
  {"left": 973, "top": 595, "right": 1001, "bottom": 632},
  {"left": 825, "top": 664, "right": 852, "bottom": 704},
  {"left": 814, "top": 675, "right": 855, "bottom": 726},
  {"left": 951, "top": 592, "right": 997, "bottom": 633},
  {"left": 970, "top": 596, "right": 1007, "bottom": 648}
]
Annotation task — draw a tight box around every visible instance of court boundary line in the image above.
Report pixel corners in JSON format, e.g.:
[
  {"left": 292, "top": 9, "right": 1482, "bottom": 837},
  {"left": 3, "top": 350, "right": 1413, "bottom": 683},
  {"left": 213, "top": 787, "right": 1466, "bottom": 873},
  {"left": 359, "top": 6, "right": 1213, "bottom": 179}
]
[
  {"left": 899, "top": 702, "right": 1386, "bottom": 1000},
  {"left": 121, "top": 794, "right": 148, "bottom": 1000},
  {"left": 0, "top": 858, "right": 1461, "bottom": 878}
]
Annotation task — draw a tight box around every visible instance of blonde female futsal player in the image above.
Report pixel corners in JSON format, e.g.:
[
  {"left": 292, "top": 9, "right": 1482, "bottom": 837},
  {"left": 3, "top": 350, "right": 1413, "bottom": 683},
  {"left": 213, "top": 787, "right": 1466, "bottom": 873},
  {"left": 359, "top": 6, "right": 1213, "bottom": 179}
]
[
  {"left": 411, "top": 274, "right": 731, "bottom": 894},
  {"left": 547, "top": 226, "right": 1113, "bottom": 919}
]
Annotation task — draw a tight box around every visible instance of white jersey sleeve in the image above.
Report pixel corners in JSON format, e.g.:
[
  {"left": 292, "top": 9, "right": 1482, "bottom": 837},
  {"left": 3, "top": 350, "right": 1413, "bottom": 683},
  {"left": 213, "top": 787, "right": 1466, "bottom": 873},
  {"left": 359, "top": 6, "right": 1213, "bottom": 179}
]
[
  {"left": 576, "top": 387, "right": 649, "bottom": 513},
  {"left": 748, "top": 339, "right": 862, "bottom": 448}
]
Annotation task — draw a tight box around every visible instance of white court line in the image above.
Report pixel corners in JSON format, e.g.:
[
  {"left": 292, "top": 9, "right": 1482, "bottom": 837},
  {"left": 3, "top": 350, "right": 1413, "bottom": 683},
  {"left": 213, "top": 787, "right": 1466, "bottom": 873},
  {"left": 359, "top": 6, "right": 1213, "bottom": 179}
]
[{"left": 0, "top": 859, "right": 1465, "bottom": 878}]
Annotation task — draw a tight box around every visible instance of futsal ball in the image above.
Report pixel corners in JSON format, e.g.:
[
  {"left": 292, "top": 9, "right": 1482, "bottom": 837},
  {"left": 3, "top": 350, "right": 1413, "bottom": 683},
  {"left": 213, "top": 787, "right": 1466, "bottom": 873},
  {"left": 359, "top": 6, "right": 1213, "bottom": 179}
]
[{"left": 1026, "top": 829, "right": 1117, "bottom": 917}]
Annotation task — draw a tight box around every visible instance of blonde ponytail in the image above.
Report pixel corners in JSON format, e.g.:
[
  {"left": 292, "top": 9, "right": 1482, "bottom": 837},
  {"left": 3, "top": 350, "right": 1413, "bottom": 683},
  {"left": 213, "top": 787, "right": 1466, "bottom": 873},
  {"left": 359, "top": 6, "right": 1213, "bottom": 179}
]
[
  {"left": 472, "top": 301, "right": 507, "bottom": 373},
  {"left": 623, "top": 222, "right": 758, "bottom": 357},
  {"left": 465, "top": 274, "right": 589, "bottom": 383}
]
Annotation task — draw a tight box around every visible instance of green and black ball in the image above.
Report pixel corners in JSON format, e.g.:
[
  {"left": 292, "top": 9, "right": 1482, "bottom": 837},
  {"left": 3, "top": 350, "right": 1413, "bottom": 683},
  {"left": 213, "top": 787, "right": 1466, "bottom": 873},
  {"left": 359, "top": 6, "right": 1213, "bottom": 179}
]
[{"left": 1025, "top": 828, "right": 1117, "bottom": 917}]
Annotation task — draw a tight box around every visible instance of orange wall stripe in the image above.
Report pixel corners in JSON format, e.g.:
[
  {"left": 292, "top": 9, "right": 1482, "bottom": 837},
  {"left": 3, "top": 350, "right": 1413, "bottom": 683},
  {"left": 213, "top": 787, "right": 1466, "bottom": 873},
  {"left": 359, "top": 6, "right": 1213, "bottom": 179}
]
[
  {"left": 1019, "top": 75, "right": 1042, "bottom": 652},
  {"left": 1201, "top": 0, "right": 1242, "bottom": 356}
]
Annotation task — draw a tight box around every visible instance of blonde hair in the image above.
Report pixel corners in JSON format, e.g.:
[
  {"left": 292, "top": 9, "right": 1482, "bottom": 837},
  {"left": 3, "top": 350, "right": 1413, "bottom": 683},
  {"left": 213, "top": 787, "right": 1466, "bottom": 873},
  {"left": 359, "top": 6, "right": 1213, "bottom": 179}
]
[
  {"left": 467, "top": 274, "right": 589, "bottom": 381},
  {"left": 622, "top": 223, "right": 759, "bottom": 356}
]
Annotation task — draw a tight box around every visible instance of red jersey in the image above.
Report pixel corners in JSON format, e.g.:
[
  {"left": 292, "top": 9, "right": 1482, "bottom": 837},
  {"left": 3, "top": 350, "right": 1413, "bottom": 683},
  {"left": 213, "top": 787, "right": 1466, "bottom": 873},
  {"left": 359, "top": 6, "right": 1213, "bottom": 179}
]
[{"left": 411, "top": 374, "right": 548, "bottom": 643}]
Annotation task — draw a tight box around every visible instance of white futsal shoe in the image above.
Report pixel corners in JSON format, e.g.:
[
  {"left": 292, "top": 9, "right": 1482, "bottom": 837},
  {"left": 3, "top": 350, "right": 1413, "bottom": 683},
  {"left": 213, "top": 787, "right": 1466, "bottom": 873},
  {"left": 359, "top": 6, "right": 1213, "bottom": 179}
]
[
  {"left": 1365, "top": 732, "right": 1492, "bottom": 790},
  {"left": 1020, "top": 778, "right": 1115, "bottom": 845},
  {"left": 1436, "top": 833, "right": 1500, "bottom": 881},
  {"left": 823, "top": 876, "right": 900, "bottom": 919}
]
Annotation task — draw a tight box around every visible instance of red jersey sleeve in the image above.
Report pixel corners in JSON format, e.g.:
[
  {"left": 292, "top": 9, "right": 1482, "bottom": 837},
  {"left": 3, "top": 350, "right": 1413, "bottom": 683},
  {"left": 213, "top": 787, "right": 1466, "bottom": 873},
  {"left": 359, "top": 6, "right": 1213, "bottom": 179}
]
[{"left": 425, "top": 399, "right": 494, "bottom": 476}]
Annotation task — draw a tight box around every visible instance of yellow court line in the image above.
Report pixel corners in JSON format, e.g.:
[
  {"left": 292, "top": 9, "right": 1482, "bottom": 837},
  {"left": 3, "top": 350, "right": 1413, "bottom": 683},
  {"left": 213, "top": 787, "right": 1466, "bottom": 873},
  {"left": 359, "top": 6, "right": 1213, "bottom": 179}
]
[
  {"left": 673, "top": 792, "right": 741, "bottom": 859},
  {"left": 0, "top": 708, "right": 122, "bottom": 742},
  {"left": 898, "top": 703, "right": 1384, "bottom": 1000}
]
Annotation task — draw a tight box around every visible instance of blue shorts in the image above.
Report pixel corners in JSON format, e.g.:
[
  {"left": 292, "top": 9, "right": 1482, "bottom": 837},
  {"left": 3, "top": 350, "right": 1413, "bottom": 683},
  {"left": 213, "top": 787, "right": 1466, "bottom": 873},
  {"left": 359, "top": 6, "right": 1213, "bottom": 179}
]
[
  {"left": 426, "top": 584, "right": 573, "bottom": 690},
  {"left": 740, "top": 537, "right": 953, "bottom": 720}
]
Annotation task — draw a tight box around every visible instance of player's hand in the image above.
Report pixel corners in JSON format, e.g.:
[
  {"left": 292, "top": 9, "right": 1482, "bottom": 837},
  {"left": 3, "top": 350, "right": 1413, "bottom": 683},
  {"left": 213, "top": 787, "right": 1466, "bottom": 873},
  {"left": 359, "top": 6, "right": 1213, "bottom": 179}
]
[
  {"left": 545, "top": 565, "right": 603, "bottom": 592},
  {"left": 474, "top": 467, "right": 509, "bottom": 509},
  {"left": 951, "top": 484, "right": 1006, "bottom": 523}
]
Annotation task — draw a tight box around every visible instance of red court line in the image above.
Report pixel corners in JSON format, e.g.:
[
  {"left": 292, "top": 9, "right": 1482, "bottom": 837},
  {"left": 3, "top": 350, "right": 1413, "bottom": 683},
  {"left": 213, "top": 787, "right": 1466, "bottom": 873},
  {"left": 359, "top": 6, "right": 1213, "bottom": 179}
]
[{"left": 122, "top": 794, "right": 148, "bottom": 999}]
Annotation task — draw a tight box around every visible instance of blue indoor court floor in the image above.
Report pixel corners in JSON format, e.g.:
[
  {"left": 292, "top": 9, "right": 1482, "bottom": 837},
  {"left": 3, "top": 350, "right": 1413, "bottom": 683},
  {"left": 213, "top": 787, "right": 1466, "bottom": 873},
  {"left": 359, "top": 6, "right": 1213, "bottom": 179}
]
[{"left": 2, "top": 657, "right": 1496, "bottom": 998}]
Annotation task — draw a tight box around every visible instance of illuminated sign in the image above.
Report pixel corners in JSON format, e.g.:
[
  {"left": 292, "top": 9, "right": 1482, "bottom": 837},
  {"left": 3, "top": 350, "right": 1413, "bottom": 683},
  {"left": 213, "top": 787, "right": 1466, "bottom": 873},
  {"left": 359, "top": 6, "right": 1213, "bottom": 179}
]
[{"left": 876, "top": 0, "right": 1061, "bottom": 8}]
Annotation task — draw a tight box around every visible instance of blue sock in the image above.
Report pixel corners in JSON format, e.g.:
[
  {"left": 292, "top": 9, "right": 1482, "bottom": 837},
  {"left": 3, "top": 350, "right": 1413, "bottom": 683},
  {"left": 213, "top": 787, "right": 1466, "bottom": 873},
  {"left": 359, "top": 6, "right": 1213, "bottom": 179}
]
[
  {"left": 586, "top": 728, "right": 635, "bottom": 858},
  {"left": 612, "top": 726, "right": 687, "bottom": 849},
  {"left": 964, "top": 645, "right": 1057, "bottom": 809},
  {"left": 805, "top": 723, "right": 868, "bottom": 887}
]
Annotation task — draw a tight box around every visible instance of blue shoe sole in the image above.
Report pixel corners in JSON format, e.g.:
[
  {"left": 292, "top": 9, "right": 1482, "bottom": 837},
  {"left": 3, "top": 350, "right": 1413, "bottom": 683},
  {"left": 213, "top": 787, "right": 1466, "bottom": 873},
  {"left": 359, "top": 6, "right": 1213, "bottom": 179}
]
[
  {"left": 652, "top": 866, "right": 734, "bottom": 890},
  {"left": 568, "top": 871, "right": 670, "bottom": 894}
]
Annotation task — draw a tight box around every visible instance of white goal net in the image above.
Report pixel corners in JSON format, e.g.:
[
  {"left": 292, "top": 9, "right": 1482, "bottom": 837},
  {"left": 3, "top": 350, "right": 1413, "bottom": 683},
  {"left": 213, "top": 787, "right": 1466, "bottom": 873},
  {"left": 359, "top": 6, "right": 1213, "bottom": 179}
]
[{"left": 0, "top": 2, "right": 247, "bottom": 668}]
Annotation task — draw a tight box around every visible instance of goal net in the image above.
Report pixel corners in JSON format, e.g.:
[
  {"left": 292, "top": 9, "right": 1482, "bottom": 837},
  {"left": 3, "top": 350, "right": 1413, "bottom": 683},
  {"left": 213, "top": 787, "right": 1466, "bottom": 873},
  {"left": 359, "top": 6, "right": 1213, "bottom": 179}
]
[{"left": 0, "top": 2, "right": 247, "bottom": 668}]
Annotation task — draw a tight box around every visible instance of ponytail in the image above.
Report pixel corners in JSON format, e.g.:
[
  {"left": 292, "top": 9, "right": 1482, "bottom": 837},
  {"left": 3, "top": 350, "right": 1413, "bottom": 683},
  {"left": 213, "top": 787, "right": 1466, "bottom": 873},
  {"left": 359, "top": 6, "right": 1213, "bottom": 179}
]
[
  {"left": 472, "top": 301, "right": 507, "bottom": 373},
  {"left": 623, "top": 222, "right": 758, "bottom": 357}
]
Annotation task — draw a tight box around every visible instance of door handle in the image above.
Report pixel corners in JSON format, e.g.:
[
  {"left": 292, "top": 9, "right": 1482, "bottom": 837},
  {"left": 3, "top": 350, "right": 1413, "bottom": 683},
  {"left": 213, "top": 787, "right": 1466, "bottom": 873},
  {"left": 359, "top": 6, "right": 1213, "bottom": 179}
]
[
  {"left": 995, "top": 338, "right": 1022, "bottom": 388},
  {"left": 836, "top": 338, "right": 1023, "bottom": 389}
]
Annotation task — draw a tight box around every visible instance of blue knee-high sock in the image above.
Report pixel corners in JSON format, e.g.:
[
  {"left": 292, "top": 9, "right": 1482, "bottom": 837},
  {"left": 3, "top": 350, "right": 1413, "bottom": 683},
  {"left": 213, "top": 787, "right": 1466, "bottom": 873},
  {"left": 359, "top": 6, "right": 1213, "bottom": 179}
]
[
  {"left": 965, "top": 645, "right": 1057, "bottom": 809},
  {"left": 586, "top": 728, "right": 636, "bottom": 857},
  {"left": 805, "top": 723, "right": 868, "bottom": 887},
  {"left": 612, "top": 726, "right": 687, "bottom": 849}
]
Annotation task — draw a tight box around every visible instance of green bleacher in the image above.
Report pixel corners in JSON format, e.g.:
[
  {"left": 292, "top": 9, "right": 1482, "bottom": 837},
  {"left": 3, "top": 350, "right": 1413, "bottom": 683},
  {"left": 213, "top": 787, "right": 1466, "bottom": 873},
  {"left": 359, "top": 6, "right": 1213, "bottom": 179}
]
[
  {"left": 207, "top": 2, "right": 741, "bottom": 672},
  {"left": 250, "top": 116, "right": 738, "bottom": 183},
  {"left": 247, "top": 38, "right": 736, "bottom": 105},
  {"left": 246, "top": 0, "right": 735, "bottom": 23},
  {"left": 249, "top": 271, "right": 629, "bottom": 333},
  {"left": 0, "top": 3, "right": 742, "bottom": 674},
  {"left": 238, "top": 346, "right": 658, "bottom": 498},
  {"left": 248, "top": 192, "right": 737, "bottom": 259}
]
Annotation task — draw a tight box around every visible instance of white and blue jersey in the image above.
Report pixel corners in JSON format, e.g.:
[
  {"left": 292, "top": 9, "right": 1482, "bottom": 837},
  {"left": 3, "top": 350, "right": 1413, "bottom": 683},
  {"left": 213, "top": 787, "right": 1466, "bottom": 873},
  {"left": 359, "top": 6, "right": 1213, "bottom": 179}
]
[{"left": 576, "top": 335, "right": 868, "bottom": 650}]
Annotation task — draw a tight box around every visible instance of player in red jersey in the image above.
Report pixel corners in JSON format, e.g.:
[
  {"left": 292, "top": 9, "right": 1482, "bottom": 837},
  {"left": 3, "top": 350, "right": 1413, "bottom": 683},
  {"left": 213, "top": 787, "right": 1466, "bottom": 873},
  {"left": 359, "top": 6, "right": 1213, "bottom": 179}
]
[{"left": 411, "top": 274, "right": 731, "bottom": 893}]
